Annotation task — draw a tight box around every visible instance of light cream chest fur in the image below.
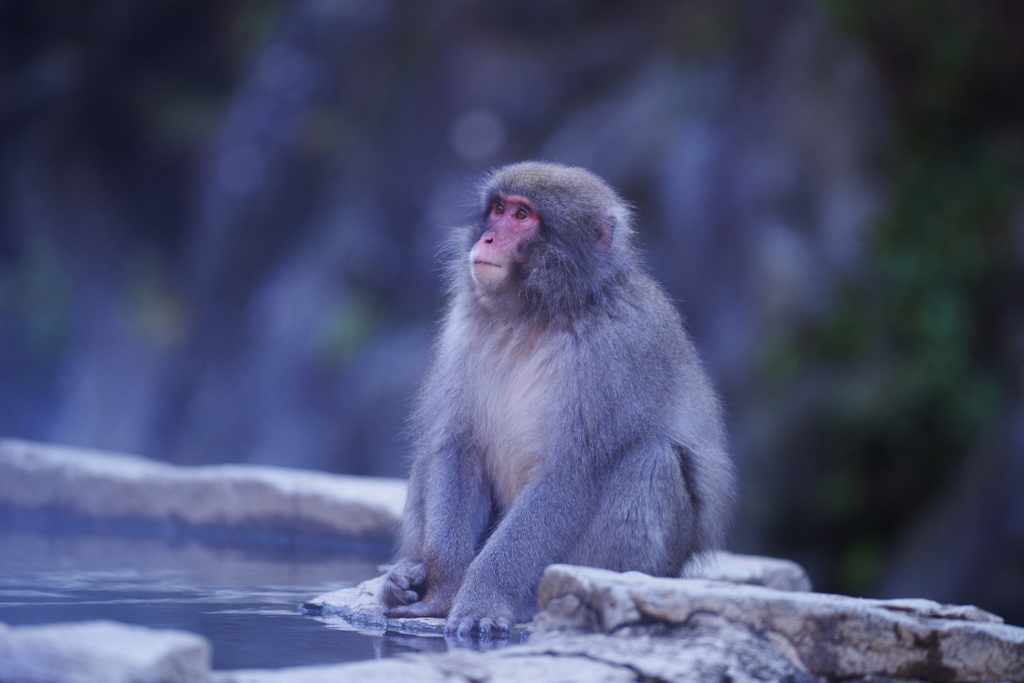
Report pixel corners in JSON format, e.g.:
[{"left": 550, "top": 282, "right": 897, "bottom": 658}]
[{"left": 464, "top": 324, "right": 561, "bottom": 510}]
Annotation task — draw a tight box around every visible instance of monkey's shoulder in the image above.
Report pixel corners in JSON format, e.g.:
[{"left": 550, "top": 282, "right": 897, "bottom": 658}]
[{"left": 584, "top": 275, "right": 691, "bottom": 348}]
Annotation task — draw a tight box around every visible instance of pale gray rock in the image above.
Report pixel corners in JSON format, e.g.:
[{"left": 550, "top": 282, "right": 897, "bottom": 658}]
[
  {"left": 684, "top": 550, "right": 813, "bottom": 591},
  {"left": 535, "top": 564, "right": 1024, "bottom": 683},
  {"left": 0, "top": 620, "right": 211, "bottom": 683},
  {"left": 0, "top": 438, "right": 405, "bottom": 542},
  {"left": 510, "top": 615, "right": 812, "bottom": 683},
  {"left": 303, "top": 574, "right": 533, "bottom": 638}
]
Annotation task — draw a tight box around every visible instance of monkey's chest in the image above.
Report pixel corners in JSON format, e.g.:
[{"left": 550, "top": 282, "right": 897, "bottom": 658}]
[{"left": 470, "top": 356, "right": 553, "bottom": 510}]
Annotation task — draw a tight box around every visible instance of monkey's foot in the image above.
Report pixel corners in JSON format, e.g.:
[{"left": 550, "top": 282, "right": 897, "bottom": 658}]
[{"left": 383, "top": 600, "right": 447, "bottom": 619}]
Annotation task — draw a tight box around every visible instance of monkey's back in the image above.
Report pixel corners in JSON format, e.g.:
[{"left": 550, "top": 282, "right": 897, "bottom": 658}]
[{"left": 549, "top": 271, "right": 734, "bottom": 557}]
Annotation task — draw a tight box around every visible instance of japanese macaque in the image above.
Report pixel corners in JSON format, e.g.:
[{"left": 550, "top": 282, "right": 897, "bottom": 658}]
[{"left": 380, "top": 161, "right": 735, "bottom": 636}]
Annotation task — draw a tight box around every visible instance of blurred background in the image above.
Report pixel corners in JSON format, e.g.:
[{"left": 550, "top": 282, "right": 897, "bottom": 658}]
[{"left": 0, "top": 0, "right": 1021, "bottom": 624}]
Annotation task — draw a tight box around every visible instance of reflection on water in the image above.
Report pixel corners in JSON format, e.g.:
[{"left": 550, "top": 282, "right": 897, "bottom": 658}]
[
  {"left": 0, "top": 528, "right": 460, "bottom": 669},
  {"left": 310, "top": 613, "right": 531, "bottom": 659}
]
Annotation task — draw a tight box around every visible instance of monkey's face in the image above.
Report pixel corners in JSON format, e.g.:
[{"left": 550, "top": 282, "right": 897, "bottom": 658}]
[{"left": 469, "top": 193, "right": 540, "bottom": 290}]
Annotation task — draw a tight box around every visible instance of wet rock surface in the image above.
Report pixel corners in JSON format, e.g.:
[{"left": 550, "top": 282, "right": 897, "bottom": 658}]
[
  {"left": 303, "top": 573, "right": 532, "bottom": 638},
  {"left": 534, "top": 565, "right": 1024, "bottom": 683}
]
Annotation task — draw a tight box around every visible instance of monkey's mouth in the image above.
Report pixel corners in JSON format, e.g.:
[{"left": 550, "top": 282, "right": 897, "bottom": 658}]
[{"left": 473, "top": 259, "right": 501, "bottom": 269}]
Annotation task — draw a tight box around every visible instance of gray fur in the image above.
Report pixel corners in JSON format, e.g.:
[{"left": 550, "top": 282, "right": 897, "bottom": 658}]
[{"left": 380, "top": 161, "right": 736, "bottom": 635}]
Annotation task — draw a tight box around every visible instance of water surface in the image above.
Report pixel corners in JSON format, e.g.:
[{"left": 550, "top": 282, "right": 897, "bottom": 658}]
[{"left": 0, "top": 529, "right": 416, "bottom": 669}]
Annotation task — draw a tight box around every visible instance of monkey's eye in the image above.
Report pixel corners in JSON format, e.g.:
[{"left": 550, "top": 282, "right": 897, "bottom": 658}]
[
  {"left": 515, "top": 208, "right": 529, "bottom": 220},
  {"left": 493, "top": 202, "right": 505, "bottom": 215}
]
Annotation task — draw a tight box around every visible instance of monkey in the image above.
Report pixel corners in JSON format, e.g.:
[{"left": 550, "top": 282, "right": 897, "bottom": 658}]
[{"left": 380, "top": 161, "right": 735, "bottom": 637}]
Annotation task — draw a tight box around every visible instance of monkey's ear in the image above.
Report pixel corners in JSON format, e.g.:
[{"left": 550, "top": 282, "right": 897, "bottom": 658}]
[{"left": 596, "top": 220, "right": 615, "bottom": 248}]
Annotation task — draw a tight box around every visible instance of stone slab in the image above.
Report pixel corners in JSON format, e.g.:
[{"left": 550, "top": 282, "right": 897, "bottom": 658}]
[
  {"left": 507, "top": 615, "right": 811, "bottom": 683},
  {"left": 535, "top": 564, "right": 1024, "bottom": 683},
  {"left": 0, "top": 620, "right": 211, "bottom": 683},
  {"left": 683, "top": 550, "right": 812, "bottom": 591},
  {"left": 0, "top": 438, "right": 405, "bottom": 544}
]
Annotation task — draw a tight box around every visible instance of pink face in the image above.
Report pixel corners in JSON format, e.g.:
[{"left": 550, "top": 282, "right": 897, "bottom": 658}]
[{"left": 469, "top": 193, "right": 541, "bottom": 288}]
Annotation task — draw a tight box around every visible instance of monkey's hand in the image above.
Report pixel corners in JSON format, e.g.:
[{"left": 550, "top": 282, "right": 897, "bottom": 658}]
[
  {"left": 379, "top": 558, "right": 427, "bottom": 608},
  {"left": 444, "top": 601, "right": 513, "bottom": 638}
]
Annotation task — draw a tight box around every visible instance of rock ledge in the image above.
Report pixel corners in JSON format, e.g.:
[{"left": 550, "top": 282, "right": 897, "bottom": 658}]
[
  {"left": 0, "top": 438, "right": 405, "bottom": 544},
  {"left": 535, "top": 564, "right": 1023, "bottom": 683}
]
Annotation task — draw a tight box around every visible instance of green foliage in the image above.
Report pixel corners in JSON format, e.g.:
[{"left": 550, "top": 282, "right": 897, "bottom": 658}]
[
  {"left": 123, "top": 251, "right": 191, "bottom": 349},
  {"left": 0, "top": 240, "right": 72, "bottom": 364},
  {"left": 765, "top": 0, "right": 1024, "bottom": 595},
  {"left": 322, "top": 291, "right": 383, "bottom": 366}
]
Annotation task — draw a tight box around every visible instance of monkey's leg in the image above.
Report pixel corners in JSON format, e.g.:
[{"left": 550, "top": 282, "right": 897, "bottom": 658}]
[
  {"left": 570, "top": 441, "right": 695, "bottom": 577},
  {"left": 384, "top": 436, "right": 492, "bottom": 619}
]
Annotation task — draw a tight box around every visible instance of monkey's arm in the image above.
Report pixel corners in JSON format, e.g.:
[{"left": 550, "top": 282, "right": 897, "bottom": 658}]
[
  {"left": 445, "top": 454, "right": 604, "bottom": 635},
  {"left": 379, "top": 455, "right": 429, "bottom": 609}
]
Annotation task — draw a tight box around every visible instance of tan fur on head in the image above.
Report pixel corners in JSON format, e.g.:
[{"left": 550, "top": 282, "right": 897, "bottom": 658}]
[{"left": 480, "top": 161, "right": 635, "bottom": 252}]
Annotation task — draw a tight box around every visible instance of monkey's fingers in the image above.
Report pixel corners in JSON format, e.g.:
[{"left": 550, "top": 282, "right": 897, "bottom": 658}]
[
  {"left": 382, "top": 585, "right": 417, "bottom": 606},
  {"left": 390, "top": 559, "right": 428, "bottom": 589},
  {"left": 405, "top": 561, "right": 428, "bottom": 586},
  {"left": 479, "top": 616, "right": 511, "bottom": 636},
  {"left": 380, "top": 580, "right": 418, "bottom": 607},
  {"left": 444, "top": 615, "right": 511, "bottom": 639}
]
